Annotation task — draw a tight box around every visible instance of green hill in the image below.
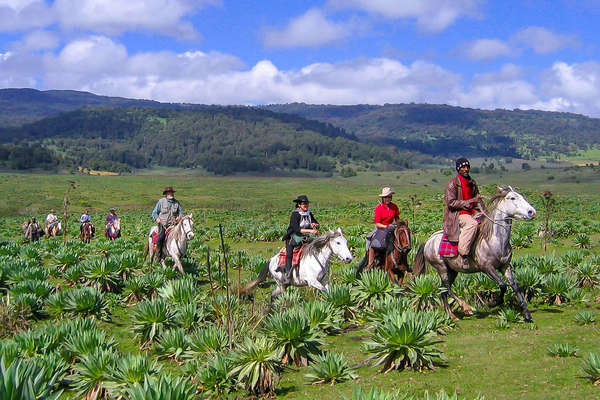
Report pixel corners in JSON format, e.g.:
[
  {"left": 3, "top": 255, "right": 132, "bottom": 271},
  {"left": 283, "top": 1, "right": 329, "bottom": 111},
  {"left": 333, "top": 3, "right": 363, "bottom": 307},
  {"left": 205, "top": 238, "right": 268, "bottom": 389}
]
[
  {"left": 264, "top": 103, "right": 600, "bottom": 159},
  {"left": 0, "top": 106, "right": 426, "bottom": 174}
]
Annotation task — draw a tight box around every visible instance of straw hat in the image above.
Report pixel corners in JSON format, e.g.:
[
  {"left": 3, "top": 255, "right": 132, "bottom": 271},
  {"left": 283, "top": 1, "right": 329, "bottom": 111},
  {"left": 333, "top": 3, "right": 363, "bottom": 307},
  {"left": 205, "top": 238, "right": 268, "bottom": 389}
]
[
  {"left": 163, "top": 186, "right": 176, "bottom": 195},
  {"left": 378, "top": 187, "right": 395, "bottom": 197}
]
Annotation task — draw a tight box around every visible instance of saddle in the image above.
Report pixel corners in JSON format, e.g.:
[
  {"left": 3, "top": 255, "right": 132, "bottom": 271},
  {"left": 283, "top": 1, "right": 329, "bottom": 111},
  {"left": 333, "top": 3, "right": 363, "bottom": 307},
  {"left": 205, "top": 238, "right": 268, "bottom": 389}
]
[
  {"left": 277, "top": 245, "right": 305, "bottom": 269},
  {"left": 438, "top": 215, "right": 482, "bottom": 258},
  {"left": 151, "top": 226, "right": 174, "bottom": 244}
]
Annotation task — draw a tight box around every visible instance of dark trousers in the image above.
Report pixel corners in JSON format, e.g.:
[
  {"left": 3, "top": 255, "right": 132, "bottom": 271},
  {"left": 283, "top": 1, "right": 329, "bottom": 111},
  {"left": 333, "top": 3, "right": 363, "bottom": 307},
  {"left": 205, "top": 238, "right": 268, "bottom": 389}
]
[
  {"left": 285, "top": 238, "right": 301, "bottom": 272},
  {"left": 156, "top": 224, "right": 166, "bottom": 256}
]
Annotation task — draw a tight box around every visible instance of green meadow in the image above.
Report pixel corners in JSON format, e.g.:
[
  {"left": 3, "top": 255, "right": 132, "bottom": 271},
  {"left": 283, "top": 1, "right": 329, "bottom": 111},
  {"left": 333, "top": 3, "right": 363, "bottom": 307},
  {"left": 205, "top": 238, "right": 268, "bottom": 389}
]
[{"left": 1, "top": 166, "right": 600, "bottom": 400}]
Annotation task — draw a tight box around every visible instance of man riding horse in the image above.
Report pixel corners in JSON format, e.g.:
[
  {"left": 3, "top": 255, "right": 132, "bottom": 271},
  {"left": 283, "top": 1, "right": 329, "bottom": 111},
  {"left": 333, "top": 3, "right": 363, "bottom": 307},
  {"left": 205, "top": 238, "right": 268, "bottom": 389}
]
[
  {"left": 105, "top": 208, "right": 121, "bottom": 239},
  {"left": 443, "top": 157, "right": 486, "bottom": 267},
  {"left": 151, "top": 186, "right": 184, "bottom": 260},
  {"left": 80, "top": 209, "right": 95, "bottom": 238},
  {"left": 45, "top": 209, "right": 60, "bottom": 236}
]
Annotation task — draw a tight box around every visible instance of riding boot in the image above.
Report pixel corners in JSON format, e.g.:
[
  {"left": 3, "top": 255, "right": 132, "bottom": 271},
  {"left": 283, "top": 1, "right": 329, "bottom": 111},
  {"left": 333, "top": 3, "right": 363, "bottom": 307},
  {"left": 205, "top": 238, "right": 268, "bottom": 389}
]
[
  {"left": 366, "top": 248, "right": 376, "bottom": 271},
  {"left": 280, "top": 240, "right": 295, "bottom": 284},
  {"left": 156, "top": 225, "right": 166, "bottom": 260}
]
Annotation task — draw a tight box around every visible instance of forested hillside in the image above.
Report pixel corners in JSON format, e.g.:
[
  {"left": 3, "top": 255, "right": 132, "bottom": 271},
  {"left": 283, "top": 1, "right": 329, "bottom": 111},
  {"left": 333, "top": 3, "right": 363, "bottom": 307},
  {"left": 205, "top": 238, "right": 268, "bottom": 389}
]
[
  {"left": 0, "top": 106, "right": 427, "bottom": 173},
  {"left": 264, "top": 103, "right": 600, "bottom": 159}
]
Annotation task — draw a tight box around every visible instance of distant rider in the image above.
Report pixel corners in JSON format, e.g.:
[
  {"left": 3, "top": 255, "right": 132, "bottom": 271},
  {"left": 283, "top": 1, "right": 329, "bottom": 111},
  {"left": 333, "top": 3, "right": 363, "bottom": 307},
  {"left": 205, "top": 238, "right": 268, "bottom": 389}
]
[
  {"left": 366, "top": 187, "right": 401, "bottom": 268},
  {"left": 279, "top": 195, "right": 319, "bottom": 285},
  {"left": 105, "top": 207, "right": 121, "bottom": 238},
  {"left": 443, "top": 157, "right": 485, "bottom": 267},
  {"left": 151, "top": 186, "right": 184, "bottom": 259},
  {"left": 45, "top": 209, "right": 59, "bottom": 235},
  {"left": 79, "top": 209, "right": 95, "bottom": 237}
]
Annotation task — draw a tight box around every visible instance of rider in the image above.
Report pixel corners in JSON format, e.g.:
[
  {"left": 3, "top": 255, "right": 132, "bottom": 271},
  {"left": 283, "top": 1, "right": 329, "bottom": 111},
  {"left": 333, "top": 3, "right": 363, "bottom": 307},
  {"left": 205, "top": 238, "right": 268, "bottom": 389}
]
[
  {"left": 367, "top": 187, "right": 401, "bottom": 267},
  {"left": 105, "top": 207, "right": 121, "bottom": 238},
  {"left": 279, "top": 195, "right": 319, "bottom": 285},
  {"left": 443, "top": 157, "right": 485, "bottom": 267},
  {"left": 79, "top": 209, "right": 95, "bottom": 237},
  {"left": 151, "top": 186, "right": 184, "bottom": 259},
  {"left": 45, "top": 209, "right": 59, "bottom": 234}
]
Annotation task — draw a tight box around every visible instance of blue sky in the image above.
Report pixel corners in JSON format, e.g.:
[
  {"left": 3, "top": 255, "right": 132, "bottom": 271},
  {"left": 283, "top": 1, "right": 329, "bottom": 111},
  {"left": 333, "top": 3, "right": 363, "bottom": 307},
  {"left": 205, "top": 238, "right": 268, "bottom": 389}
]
[{"left": 1, "top": 0, "right": 600, "bottom": 116}]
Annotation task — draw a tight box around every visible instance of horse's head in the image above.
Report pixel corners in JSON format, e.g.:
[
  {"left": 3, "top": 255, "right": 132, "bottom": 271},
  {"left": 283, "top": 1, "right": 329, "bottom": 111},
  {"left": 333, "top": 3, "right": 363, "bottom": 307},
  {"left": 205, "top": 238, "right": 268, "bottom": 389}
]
[
  {"left": 181, "top": 213, "right": 195, "bottom": 240},
  {"left": 496, "top": 186, "right": 536, "bottom": 220},
  {"left": 329, "top": 228, "right": 353, "bottom": 263},
  {"left": 394, "top": 221, "right": 411, "bottom": 252}
]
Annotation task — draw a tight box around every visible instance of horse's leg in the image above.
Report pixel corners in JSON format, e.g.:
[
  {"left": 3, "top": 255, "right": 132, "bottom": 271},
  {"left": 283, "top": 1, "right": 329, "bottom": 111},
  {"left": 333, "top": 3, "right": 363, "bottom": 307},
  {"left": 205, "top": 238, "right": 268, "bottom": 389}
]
[
  {"left": 307, "top": 279, "right": 328, "bottom": 293},
  {"left": 438, "top": 264, "right": 459, "bottom": 320},
  {"left": 504, "top": 265, "right": 533, "bottom": 322},
  {"left": 385, "top": 257, "right": 400, "bottom": 286},
  {"left": 171, "top": 251, "right": 184, "bottom": 275},
  {"left": 444, "top": 269, "right": 474, "bottom": 316},
  {"left": 271, "top": 285, "right": 286, "bottom": 301},
  {"left": 482, "top": 266, "right": 508, "bottom": 308}
]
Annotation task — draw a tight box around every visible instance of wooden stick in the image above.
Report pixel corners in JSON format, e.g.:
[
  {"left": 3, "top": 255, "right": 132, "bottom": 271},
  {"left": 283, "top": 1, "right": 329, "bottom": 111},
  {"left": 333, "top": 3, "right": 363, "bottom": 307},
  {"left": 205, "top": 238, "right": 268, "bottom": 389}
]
[
  {"left": 206, "top": 247, "right": 221, "bottom": 326},
  {"left": 219, "top": 224, "right": 234, "bottom": 350}
]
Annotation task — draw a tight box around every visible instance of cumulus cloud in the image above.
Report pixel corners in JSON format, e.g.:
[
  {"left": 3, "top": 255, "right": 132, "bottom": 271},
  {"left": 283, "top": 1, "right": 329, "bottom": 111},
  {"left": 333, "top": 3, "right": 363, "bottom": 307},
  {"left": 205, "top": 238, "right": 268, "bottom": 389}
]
[
  {"left": 327, "top": 0, "right": 481, "bottom": 31},
  {"left": 53, "top": 0, "right": 218, "bottom": 38},
  {"left": 0, "top": 0, "right": 54, "bottom": 32},
  {"left": 263, "top": 8, "right": 354, "bottom": 48},
  {"left": 19, "top": 30, "right": 60, "bottom": 51},
  {"left": 513, "top": 26, "right": 577, "bottom": 54},
  {"left": 461, "top": 39, "right": 512, "bottom": 61}
]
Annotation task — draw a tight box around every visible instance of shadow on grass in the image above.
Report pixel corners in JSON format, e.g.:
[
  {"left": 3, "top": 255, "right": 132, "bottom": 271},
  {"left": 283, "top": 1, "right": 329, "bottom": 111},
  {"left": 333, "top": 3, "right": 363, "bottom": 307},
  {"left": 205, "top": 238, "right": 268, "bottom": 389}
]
[{"left": 276, "top": 384, "right": 299, "bottom": 397}]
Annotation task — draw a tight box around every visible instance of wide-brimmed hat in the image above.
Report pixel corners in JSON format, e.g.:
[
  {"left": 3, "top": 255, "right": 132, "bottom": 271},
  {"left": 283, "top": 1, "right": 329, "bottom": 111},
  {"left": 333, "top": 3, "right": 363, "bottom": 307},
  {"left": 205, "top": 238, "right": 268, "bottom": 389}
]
[
  {"left": 163, "top": 186, "right": 176, "bottom": 195},
  {"left": 109, "top": 207, "right": 116, "bottom": 212},
  {"left": 293, "top": 195, "right": 310, "bottom": 204},
  {"left": 50, "top": 209, "right": 55, "bottom": 213},
  {"left": 378, "top": 187, "right": 395, "bottom": 197}
]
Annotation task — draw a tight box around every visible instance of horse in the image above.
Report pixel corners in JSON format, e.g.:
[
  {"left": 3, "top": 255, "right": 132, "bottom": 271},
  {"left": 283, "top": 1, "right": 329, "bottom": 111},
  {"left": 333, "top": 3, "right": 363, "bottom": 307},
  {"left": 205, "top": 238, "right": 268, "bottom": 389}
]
[
  {"left": 412, "top": 186, "right": 536, "bottom": 322},
  {"left": 23, "top": 220, "right": 42, "bottom": 242},
  {"left": 241, "top": 228, "right": 353, "bottom": 300},
  {"left": 355, "top": 221, "right": 412, "bottom": 285},
  {"left": 45, "top": 222, "right": 61, "bottom": 238},
  {"left": 81, "top": 222, "right": 93, "bottom": 243},
  {"left": 105, "top": 219, "right": 121, "bottom": 240},
  {"left": 144, "top": 214, "right": 195, "bottom": 274}
]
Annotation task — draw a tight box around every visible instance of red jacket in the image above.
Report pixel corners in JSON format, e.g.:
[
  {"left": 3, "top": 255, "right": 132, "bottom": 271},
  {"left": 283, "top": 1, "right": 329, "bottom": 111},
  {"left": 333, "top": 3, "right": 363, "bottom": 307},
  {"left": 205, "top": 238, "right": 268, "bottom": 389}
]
[{"left": 374, "top": 202, "right": 400, "bottom": 226}]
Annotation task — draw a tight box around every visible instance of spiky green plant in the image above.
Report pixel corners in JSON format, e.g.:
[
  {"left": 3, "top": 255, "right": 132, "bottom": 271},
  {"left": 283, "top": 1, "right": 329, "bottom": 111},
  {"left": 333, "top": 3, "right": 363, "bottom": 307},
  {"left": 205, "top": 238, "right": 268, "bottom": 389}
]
[
  {"left": 543, "top": 274, "right": 576, "bottom": 305},
  {"left": 44, "top": 291, "right": 68, "bottom": 317},
  {"left": 513, "top": 267, "right": 543, "bottom": 301},
  {"left": 562, "top": 250, "right": 585, "bottom": 268},
  {"left": 70, "top": 349, "right": 116, "bottom": 400},
  {"left": 50, "top": 248, "right": 81, "bottom": 271},
  {"left": 574, "top": 233, "right": 591, "bottom": 249},
  {"left": 582, "top": 352, "right": 600, "bottom": 384},
  {"left": 154, "top": 329, "right": 188, "bottom": 361},
  {"left": 106, "top": 353, "right": 158, "bottom": 398},
  {"left": 337, "top": 266, "right": 358, "bottom": 285},
  {"left": 0, "top": 358, "right": 63, "bottom": 400},
  {"left": 63, "top": 328, "right": 117, "bottom": 361},
  {"left": 304, "top": 352, "right": 357, "bottom": 385},
  {"left": 9, "top": 293, "right": 42, "bottom": 318},
  {"left": 175, "top": 302, "right": 206, "bottom": 332},
  {"left": 82, "top": 256, "right": 121, "bottom": 292},
  {"left": 158, "top": 277, "right": 198, "bottom": 305},
  {"left": 547, "top": 343, "right": 579, "bottom": 357},
  {"left": 497, "top": 308, "right": 523, "bottom": 324},
  {"left": 575, "top": 262, "right": 600, "bottom": 288},
  {"left": 9, "top": 279, "right": 54, "bottom": 299},
  {"left": 196, "top": 354, "right": 237, "bottom": 399},
  {"left": 575, "top": 311, "right": 596, "bottom": 325},
  {"left": 19, "top": 247, "right": 40, "bottom": 263},
  {"left": 142, "top": 273, "right": 166, "bottom": 299},
  {"left": 6, "top": 264, "right": 46, "bottom": 284},
  {"left": 123, "top": 276, "right": 149, "bottom": 303},
  {"left": 118, "top": 250, "right": 143, "bottom": 280},
  {"left": 263, "top": 309, "right": 323, "bottom": 366},
  {"left": 64, "top": 287, "right": 110, "bottom": 319},
  {"left": 301, "top": 300, "right": 343, "bottom": 334},
  {"left": 0, "top": 340, "right": 20, "bottom": 366},
  {"left": 185, "top": 325, "right": 229, "bottom": 359},
  {"left": 360, "top": 296, "right": 412, "bottom": 324},
  {"left": 408, "top": 274, "right": 442, "bottom": 310},
  {"left": 530, "top": 256, "right": 561, "bottom": 275},
  {"left": 228, "top": 336, "right": 283, "bottom": 397},
  {"left": 362, "top": 313, "right": 446, "bottom": 373},
  {"left": 131, "top": 298, "right": 178, "bottom": 345},
  {"left": 63, "top": 264, "right": 84, "bottom": 286},
  {"left": 126, "top": 374, "right": 196, "bottom": 400},
  {"left": 351, "top": 387, "right": 409, "bottom": 400},
  {"left": 271, "top": 287, "right": 303, "bottom": 311},
  {"left": 353, "top": 270, "right": 398, "bottom": 307},
  {"left": 323, "top": 284, "right": 357, "bottom": 321}
]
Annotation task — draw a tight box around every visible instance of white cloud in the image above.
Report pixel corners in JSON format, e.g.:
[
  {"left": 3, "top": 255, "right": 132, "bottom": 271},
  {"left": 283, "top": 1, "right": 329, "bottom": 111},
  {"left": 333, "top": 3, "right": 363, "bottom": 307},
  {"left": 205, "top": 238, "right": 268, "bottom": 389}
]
[
  {"left": 461, "top": 39, "right": 512, "bottom": 61},
  {"left": 263, "top": 8, "right": 353, "bottom": 48},
  {"left": 0, "top": 0, "right": 54, "bottom": 32},
  {"left": 327, "top": 0, "right": 481, "bottom": 31},
  {"left": 513, "top": 26, "right": 577, "bottom": 54},
  {"left": 53, "top": 0, "right": 219, "bottom": 38},
  {"left": 19, "top": 30, "right": 60, "bottom": 51}
]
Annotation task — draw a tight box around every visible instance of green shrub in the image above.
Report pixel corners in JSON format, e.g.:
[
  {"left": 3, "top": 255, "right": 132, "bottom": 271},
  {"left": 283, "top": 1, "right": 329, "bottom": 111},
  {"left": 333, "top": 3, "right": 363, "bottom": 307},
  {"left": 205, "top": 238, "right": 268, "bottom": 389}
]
[
  {"left": 195, "top": 354, "right": 237, "bottom": 399},
  {"left": 126, "top": 375, "right": 196, "bottom": 400},
  {"left": 107, "top": 353, "right": 158, "bottom": 398},
  {"left": 581, "top": 352, "right": 600, "bottom": 384},
  {"left": 323, "top": 284, "right": 357, "bottom": 321},
  {"left": 304, "top": 352, "right": 357, "bottom": 385},
  {"left": 408, "top": 274, "right": 442, "bottom": 310},
  {"left": 131, "top": 299, "right": 178, "bottom": 345},
  {"left": 547, "top": 343, "right": 579, "bottom": 357},
  {"left": 154, "top": 329, "right": 188, "bottom": 361},
  {"left": 229, "top": 336, "right": 283, "bottom": 396},
  {"left": 158, "top": 277, "right": 198, "bottom": 305},
  {"left": 543, "top": 275, "right": 576, "bottom": 305},
  {"left": 185, "top": 325, "right": 228, "bottom": 359},
  {"left": 300, "top": 300, "right": 343, "bottom": 334},
  {"left": 71, "top": 349, "right": 117, "bottom": 400},
  {"left": 353, "top": 270, "right": 398, "bottom": 307},
  {"left": 0, "top": 358, "right": 63, "bottom": 400},
  {"left": 574, "top": 311, "right": 596, "bottom": 325}
]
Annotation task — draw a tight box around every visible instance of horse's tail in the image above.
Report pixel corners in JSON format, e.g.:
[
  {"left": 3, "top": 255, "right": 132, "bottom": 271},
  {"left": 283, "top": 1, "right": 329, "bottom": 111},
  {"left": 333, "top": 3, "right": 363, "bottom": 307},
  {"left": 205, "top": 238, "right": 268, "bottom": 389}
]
[
  {"left": 240, "top": 262, "right": 270, "bottom": 294},
  {"left": 355, "top": 255, "right": 368, "bottom": 279},
  {"left": 143, "top": 238, "right": 149, "bottom": 260},
  {"left": 412, "top": 243, "right": 427, "bottom": 276}
]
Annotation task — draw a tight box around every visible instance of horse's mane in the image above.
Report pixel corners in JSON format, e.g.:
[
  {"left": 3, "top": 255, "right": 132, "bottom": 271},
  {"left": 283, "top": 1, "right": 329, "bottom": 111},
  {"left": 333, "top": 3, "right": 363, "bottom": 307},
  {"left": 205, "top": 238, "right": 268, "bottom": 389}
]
[
  {"left": 302, "top": 231, "right": 341, "bottom": 259},
  {"left": 477, "top": 186, "right": 511, "bottom": 243}
]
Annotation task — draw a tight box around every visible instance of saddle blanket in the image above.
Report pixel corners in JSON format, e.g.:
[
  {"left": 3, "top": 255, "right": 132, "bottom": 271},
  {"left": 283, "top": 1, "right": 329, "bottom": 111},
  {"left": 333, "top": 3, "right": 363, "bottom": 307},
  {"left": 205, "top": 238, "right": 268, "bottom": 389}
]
[
  {"left": 439, "top": 234, "right": 458, "bottom": 258},
  {"left": 277, "top": 245, "right": 305, "bottom": 268},
  {"left": 151, "top": 226, "right": 173, "bottom": 244}
]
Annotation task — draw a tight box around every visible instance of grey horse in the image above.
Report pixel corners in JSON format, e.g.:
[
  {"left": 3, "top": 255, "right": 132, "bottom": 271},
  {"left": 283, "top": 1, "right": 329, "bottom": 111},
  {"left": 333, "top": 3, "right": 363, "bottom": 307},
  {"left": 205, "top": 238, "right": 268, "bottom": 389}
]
[
  {"left": 144, "top": 214, "right": 195, "bottom": 274},
  {"left": 412, "top": 186, "right": 536, "bottom": 321}
]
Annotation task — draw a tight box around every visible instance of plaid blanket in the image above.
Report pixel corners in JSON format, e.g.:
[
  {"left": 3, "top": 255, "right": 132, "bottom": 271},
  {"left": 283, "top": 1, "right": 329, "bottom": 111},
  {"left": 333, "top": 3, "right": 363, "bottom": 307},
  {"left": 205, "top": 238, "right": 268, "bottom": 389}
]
[
  {"left": 439, "top": 234, "right": 458, "bottom": 258},
  {"left": 278, "top": 245, "right": 304, "bottom": 267},
  {"left": 151, "top": 226, "right": 173, "bottom": 244}
]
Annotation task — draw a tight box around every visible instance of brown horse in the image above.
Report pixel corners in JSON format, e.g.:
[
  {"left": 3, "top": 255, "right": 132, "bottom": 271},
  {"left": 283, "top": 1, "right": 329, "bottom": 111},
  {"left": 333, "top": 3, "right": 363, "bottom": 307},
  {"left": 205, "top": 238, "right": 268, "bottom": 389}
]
[
  {"left": 81, "top": 222, "right": 93, "bottom": 243},
  {"left": 355, "top": 221, "right": 412, "bottom": 285}
]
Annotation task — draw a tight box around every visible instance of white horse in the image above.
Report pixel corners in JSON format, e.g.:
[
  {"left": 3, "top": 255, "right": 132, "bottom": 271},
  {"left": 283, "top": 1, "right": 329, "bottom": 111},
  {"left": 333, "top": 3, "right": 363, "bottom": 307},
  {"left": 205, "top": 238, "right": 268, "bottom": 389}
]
[
  {"left": 242, "top": 228, "right": 353, "bottom": 299},
  {"left": 105, "top": 219, "right": 121, "bottom": 240},
  {"left": 144, "top": 214, "right": 195, "bottom": 274},
  {"left": 413, "top": 186, "right": 536, "bottom": 321}
]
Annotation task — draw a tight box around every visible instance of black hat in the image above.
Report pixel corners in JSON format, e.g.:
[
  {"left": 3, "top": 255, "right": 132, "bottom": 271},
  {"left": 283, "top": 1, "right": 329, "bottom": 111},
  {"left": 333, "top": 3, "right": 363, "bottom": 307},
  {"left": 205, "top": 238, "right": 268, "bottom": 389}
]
[
  {"left": 455, "top": 157, "right": 470, "bottom": 172},
  {"left": 293, "top": 195, "right": 310, "bottom": 204}
]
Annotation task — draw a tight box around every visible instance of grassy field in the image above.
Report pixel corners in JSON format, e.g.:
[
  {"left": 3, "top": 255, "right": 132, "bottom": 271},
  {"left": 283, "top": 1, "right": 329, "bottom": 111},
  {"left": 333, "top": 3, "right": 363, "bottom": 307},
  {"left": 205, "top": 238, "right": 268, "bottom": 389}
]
[{"left": 1, "top": 168, "right": 600, "bottom": 399}]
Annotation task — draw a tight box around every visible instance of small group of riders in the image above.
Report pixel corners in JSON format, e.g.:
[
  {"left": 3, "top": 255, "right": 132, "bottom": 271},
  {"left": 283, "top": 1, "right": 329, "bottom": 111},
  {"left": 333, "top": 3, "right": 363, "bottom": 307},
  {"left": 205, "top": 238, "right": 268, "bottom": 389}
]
[{"left": 22, "top": 157, "right": 484, "bottom": 280}]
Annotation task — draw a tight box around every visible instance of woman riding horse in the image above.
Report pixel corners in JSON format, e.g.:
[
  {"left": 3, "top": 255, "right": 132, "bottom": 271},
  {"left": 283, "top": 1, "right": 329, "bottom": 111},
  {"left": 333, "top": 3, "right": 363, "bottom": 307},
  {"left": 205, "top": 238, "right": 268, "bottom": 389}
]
[
  {"left": 278, "top": 195, "right": 319, "bottom": 285},
  {"left": 367, "top": 187, "right": 401, "bottom": 267}
]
